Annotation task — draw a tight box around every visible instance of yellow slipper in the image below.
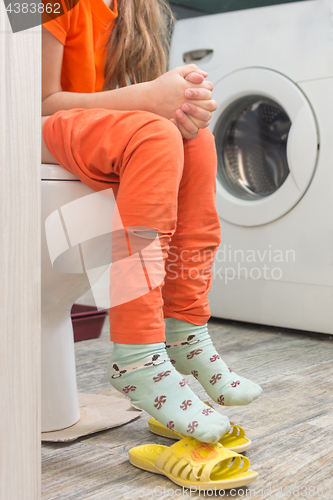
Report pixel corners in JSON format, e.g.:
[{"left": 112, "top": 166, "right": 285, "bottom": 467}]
[
  {"left": 129, "top": 436, "right": 258, "bottom": 490},
  {"left": 148, "top": 417, "right": 252, "bottom": 453}
]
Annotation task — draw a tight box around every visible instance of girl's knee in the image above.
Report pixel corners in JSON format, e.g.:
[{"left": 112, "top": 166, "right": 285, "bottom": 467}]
[
  {"left": 131, "top": 113, "right": 184, "bottom": 173},
  {"left": 145, "top": 115, "right": 184, "bottom": 150},
  {"left": 120, "top": 113, "right": 185, "bottom": 182}
]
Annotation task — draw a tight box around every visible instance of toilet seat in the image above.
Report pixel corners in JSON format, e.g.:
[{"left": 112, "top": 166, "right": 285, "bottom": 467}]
[{"left": 41, "top": 163, "right": 80, "bottom": 181}]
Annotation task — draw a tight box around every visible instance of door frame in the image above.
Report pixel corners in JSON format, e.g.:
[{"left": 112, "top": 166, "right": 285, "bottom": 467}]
[{"left": 0, "top": 9, "right": 41, "bottom": 500}]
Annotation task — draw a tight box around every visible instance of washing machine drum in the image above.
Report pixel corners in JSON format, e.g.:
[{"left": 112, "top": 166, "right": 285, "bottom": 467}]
[
  {"left": 211, "top": 69, "right": 319, "bottom": 226},
  {"left": 218, "top": 97, "right": 291, "bottom": 199}
]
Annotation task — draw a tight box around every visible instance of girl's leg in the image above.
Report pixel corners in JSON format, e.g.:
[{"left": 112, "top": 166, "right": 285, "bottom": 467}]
[
  {"left": 162, "top": 128, "right": 263, "bottom": 406},
  {"left": 42, "top": 108, "right": 230, "bottom": 442},
  {"left": 162, "top": 127, "right": 221, "bottom": 324}
]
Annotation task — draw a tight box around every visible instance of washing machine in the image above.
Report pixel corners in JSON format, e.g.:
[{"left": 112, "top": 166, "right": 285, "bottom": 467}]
[{"left": 169, "top": 0, "right": 333, "bottom": 334}]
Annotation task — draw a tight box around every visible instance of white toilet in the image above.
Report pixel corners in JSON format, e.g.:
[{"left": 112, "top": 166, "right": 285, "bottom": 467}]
[
  {"left": 41, "top": 163, "right": 164, "bottom": 432},
  {"left": 41, "top": 164, "right": 114, "bottom": 432}
]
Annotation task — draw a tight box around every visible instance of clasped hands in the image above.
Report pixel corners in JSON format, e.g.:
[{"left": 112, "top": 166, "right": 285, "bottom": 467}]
[
  {"left": 149, "top": 64, "right": 217, "bottom": 140},
  {"left": 172, "top": 65, "right": 217, "bottom": 140}
]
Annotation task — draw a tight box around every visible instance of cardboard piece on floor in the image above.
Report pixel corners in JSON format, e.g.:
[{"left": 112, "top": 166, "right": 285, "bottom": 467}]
[
  {"left": 41, "top": 392, "right": 142, "bottom": 442},
  {"left": 97, "top": 388, "right": 142, "bottom": 410}
]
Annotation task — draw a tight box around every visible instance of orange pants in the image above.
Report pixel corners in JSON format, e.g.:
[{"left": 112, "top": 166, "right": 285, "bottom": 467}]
[{"left": 43, "top": 108, "right": 221, "bottom": 344}]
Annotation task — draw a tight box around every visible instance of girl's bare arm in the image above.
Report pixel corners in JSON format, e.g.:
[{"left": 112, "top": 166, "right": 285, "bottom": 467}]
[
  {"left": 42, "top": 27, "right": 216, "bottom": 138},
  {"left": 42, "top": 28, "right": 156, "bottom": 115}
]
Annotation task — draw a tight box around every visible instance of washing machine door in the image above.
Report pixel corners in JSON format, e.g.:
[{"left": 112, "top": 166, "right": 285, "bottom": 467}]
[{"left": 211, "top": 68, "right": 319, "bottom": 226}]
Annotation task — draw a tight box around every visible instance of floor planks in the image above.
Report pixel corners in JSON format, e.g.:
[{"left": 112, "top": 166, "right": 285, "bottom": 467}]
[{"left": 42, "top": 318, "right": 333, "bottom": 499}]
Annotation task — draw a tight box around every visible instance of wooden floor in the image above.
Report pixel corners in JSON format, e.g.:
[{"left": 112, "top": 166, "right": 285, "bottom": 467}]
[{"left": 42, "top": 317, "right": 333, "bottom": 499}]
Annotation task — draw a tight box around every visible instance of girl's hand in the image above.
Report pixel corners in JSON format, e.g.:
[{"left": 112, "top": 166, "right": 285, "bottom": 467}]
[
  {"left": 148, "top": 65, "right": 214, "bottom": 121},
  {"left": 171, "top": 71, "right": 217, "bottom": 139},
  {"left": 170, "top": 113, "right": 199, "bottom": 140},
  {"left": 174, "top": 90, "right": 217, "bottom": 139}
]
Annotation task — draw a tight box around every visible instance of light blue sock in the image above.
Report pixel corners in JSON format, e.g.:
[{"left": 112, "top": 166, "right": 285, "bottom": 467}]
[
  {"left": 165, "top": 318, "right": 262, "bottom": 406},
  {"left": 108, "top": 342, "right": 230, "bottom": 444}
]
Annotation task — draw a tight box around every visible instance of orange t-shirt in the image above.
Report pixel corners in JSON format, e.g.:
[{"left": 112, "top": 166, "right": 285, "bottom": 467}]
[{"left": 43, "top": 0, "right": 118, "bottom": 93}]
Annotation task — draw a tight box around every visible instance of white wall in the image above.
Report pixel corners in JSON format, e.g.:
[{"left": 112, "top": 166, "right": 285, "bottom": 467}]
[{"left": 0, "top": 9, "right": 41, "bottom": 500}]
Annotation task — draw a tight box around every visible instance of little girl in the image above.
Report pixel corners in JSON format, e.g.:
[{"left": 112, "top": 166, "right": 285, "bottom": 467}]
[{"left": 42, "top": 0, "right": 262, "bottom": 444}]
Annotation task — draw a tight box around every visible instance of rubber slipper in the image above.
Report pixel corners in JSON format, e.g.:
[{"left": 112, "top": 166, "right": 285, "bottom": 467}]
[
  {"left": 148, "top": 417, "right": 252, "bottom": 453},
  {"left": 128, "top": 436, "right": 258, "bottom": 490}
]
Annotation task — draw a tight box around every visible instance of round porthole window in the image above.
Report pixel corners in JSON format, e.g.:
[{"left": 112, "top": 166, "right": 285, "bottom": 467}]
[
  {"left": 215, "top": 96, "right": 292, "bottom": 200},
  {"left": 210, "top": 68, "right": 318, "bottom": 226}
]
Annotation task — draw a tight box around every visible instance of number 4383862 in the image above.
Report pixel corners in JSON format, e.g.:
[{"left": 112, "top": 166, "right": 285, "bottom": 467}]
[{"left": 5, "top": 3, "right": 61, "bottom": 14}]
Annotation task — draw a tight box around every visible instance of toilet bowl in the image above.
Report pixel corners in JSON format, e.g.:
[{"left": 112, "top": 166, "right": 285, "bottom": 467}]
[
  {"left": 41, "top": 164, "right": 114, "bottom": 432},
  {"left": 41, "top": 164, "right": 165, "bottom": 432}
]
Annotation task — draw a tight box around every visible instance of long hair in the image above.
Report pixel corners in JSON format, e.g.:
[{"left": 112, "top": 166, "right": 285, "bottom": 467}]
[{"left": 103, "top": 0, "right": 175, "bottom": 90}]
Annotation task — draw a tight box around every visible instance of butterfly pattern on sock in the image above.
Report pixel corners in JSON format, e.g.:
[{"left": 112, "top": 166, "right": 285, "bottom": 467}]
[
  {"left": 109, "top": 342, "right": 231, "bottom": 443},
  {"left": 153, "top": 371, "right": 171, "bottom": 382},
  {"left": 187, "top": 421, "right": 199, "bottom": 433},
  {"left": 180, "top": 400, "right": 192, "bottom": 410},
  {"left": 123, "top": 385, "right": 136, "bottom": 393},
  {"left": 165, "top": 319, "right": 263, "bottom": 407},
  {"left": 154, "top": 395, "right": 167, "bottom": 409}
]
